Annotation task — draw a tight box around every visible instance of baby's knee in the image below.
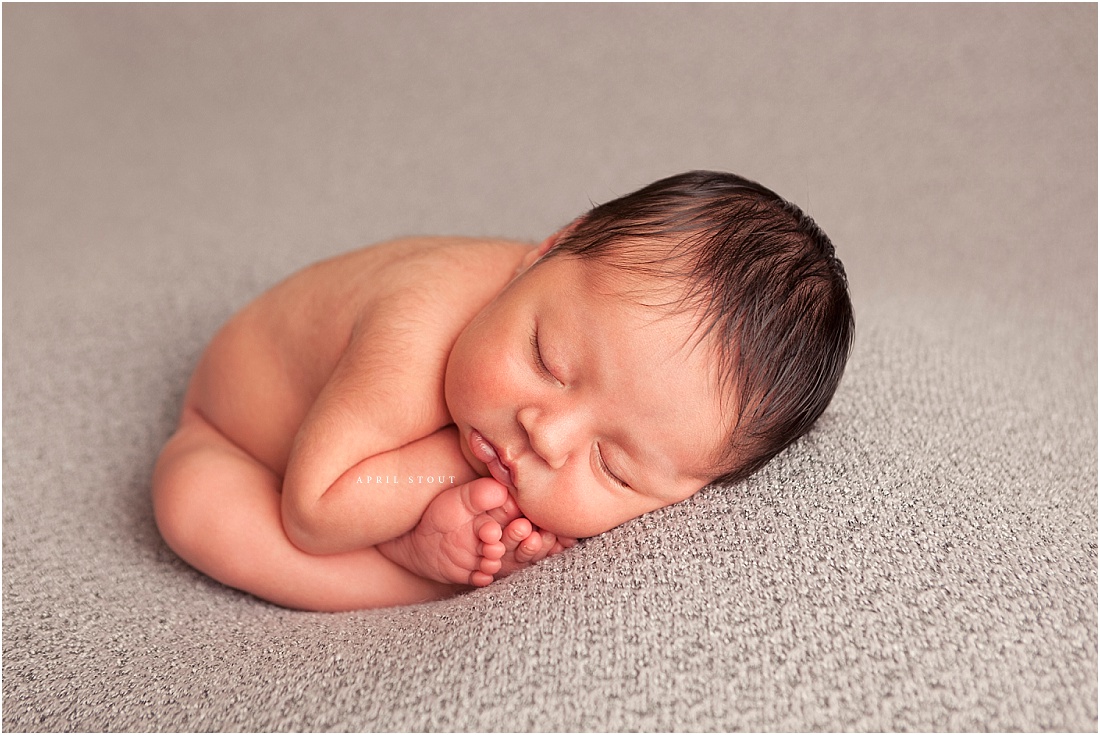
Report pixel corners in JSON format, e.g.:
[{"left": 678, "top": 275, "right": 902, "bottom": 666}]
[
  {"left": 151, "top": 416, "right": 254, "bottom": 560},
  {"left": 151, "top": 437, "right": 209, "bottom": 559}
]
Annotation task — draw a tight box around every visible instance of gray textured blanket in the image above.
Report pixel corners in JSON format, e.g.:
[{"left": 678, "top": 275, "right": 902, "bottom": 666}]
[{"left": 4, "top": 4, "right": 1095, "bottom": 731}]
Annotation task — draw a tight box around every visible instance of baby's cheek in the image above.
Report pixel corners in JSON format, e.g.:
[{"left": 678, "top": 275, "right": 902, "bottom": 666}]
[
  {"left": 443, "top": 349, "right": 480, "bottom": 418},
  {"left": 521, "top": 486, "right": 593, "bottom": 539}
]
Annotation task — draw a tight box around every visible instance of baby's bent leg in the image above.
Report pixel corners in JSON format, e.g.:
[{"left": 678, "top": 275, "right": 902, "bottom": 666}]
[{"left": 152, "top": 408, "right": 457, "bottom": 611}]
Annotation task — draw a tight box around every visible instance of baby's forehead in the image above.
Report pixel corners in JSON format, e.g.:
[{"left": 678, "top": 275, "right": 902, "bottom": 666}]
[
  {"left": 539, "top": 252, "right": 728, "bottom": 380},
  {"left": 543, "top": 250, "right": 695, "bottom": 314},
  {"left": 539, "top": 255, "right": 736, "bottom": 480}
]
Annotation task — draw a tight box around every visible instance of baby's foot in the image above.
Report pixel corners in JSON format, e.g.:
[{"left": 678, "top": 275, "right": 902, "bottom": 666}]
[
  {"left": 494, "top": 517, "right": 577, "bottom": 578},
  {"left": 377, "top": 478, "right": 511, "bottom": 587},
  {"left": 478, "top": 492, "right": 578, "bottom": 577}
]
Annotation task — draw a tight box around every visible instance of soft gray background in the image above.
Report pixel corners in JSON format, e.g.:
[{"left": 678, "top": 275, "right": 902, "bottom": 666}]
[{"left": 4, "top": 4, "right": 1096, "bottom": 731}]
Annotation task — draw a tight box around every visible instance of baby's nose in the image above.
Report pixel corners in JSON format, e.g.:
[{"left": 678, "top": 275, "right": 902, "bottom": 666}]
[{"left": 517, "top": 406, "right": 579, "bottom": 471}]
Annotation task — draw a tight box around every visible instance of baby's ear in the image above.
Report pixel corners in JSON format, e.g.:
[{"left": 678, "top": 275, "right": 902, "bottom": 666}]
[
  {"left": 519, "top": 221, "right": 575, "bottom": 271},
  {"left": 518, "top": 233, "right": 559, "bottom": 271},
  {"left": 519, "top": 235, "right": 558, "bottom": 272}
]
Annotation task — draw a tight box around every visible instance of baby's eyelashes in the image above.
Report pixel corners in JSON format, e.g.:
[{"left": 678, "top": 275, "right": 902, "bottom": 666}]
[
  {"left": 529, "top": 325, "right": 562, "bottom": 385},
  {"left": 596, "top": 443, "right": 630, "bottom": 489}
]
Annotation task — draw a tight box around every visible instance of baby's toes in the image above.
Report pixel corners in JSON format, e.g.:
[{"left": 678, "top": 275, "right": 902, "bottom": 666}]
[
  {"left": 522, "top": 529, "right": 560, "bottom": 564},
  {"left": 545, "top": 533, "right": 578, "bottom": 558},
  {"left": 514, "top": 530, "right": 546, "bottom": 564},
  {"left": 475, "top": 516, "right": 502, "bottom": 546},
  {"left": 501, "top": 517, "right": 533, "bottom": 550},
  {"left": 478, "top": 555, "right": 502, "bottom": 578},
  {"left": 469, "top": 570, "right": 494, "bottom": 587},
  {"left": 480, "top": 539, "right": 505, "bottom": 561},
  {"left": 465, "top": 477, "right": 510, "bottom": 515},
  {"left": 485, "top": 492, "right": 524, "bottom": 527}
]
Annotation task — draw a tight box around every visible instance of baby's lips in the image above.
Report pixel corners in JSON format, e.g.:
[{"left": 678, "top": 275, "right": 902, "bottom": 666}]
[
  {"left": 469, "top": 430, "right": 515, "bottom": 488},
  {"left": 486, "top": 460, "right": 514, "bottom": 489},
  {"left": 469, "top": 429, "right": 498, "bottom": 465}
]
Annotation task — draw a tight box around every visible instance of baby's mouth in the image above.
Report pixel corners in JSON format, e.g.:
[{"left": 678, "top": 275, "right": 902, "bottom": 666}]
[{"left": 469, "top": 429, "right": 515, "bottom": 489}]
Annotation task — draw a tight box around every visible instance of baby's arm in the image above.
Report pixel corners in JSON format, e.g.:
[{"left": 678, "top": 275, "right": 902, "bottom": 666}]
[
  {"left": 280, "top": 311, "right": 476, "bottom": 555},
  {"left": 278, "top": 311, "right": 576, "bottom": 575}
]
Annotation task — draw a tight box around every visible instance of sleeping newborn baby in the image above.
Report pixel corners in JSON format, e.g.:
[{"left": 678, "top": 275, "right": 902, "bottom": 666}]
[{"left": 152, "top": 170, "right": 854, "bottom": 611}]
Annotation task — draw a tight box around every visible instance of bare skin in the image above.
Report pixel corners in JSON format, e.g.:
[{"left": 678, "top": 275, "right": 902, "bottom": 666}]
[
  {"left": 377, "top": 478, "right": 563, "bottom": 587},
  {"left": 154, "top": 232, "right": 730, "bottom": 612},
  {"left": 153, "top": 237, "right": 573, "bottom": 612}
]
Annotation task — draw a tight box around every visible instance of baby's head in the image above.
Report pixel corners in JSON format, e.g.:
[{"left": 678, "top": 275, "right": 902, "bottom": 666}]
[
  {"left": 544, "top": 170, "right": 855, "bottom": 484},
  {"left": 446, "top": 170, "right": 853, "bottom": 538}
]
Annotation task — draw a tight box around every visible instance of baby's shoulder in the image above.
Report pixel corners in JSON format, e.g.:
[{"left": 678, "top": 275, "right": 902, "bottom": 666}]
[
  {"left": 368, "top": 236, "right": 532, "bottom": 284},
  {"left": 280, "top": 237, "right": 529, "bottom": 344},
  {"left": 275, "top": 236, "right": 530, "bottom": 311},
  {"left": 346, "top": 236, "right": 532, "bottom": 310},
  {"left": 228, "top": 235, "right": 534, "bottom": 400}
]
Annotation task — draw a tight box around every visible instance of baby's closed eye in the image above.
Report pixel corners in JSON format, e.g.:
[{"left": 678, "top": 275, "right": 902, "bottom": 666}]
[
  {"left": 596, "top": 443, "right": 630, "bottom": 488},
  {"left": 529, "top": 324, "right": 563, "bottom": 386}
]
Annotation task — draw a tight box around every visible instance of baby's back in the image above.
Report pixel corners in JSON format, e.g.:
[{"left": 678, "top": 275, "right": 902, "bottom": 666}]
[{"left": 184, "top": 237, "right": 531, "bottom": 476}]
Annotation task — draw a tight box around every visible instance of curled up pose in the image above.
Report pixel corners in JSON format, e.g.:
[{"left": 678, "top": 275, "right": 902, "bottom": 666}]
[{"left": 152, "top": 171, "right": 854, "bottom": 611}]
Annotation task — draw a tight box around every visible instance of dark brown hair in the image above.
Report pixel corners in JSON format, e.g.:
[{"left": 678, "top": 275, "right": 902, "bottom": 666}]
[{"left": 544, "top": 170, "right": 854, "bottom": 484}]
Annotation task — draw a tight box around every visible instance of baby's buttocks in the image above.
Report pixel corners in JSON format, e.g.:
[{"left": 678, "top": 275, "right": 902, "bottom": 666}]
[
  {"left": 184, "top": 306, "right": 329, "bottom": 478},
  {"left": 183, "top": 255, "right": 379, "bottom": 478}
]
